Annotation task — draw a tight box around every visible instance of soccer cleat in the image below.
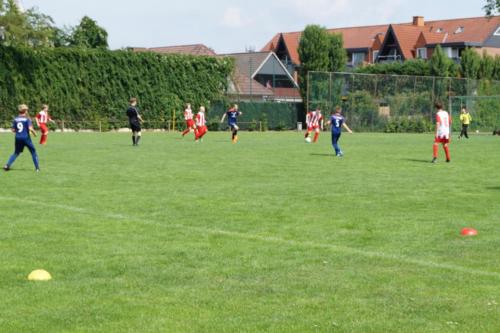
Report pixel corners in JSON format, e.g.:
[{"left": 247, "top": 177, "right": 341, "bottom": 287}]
[
  {"left": 36, "top": 169, "right": 40, "bottom": 172},
  {"left": 431, "top": 158, "right": 437, "bottom": 163},
  {"left": 446, "top": 159, "right": 451, "bottom": 163},
  {"left": 3, "top": 165, "right": 10, "bottom": 171}
]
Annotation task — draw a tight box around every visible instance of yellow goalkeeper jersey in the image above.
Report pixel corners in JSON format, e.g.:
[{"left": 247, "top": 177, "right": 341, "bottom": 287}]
[{"left": 460, "top": 113, "right": 472, "bottom": 125}]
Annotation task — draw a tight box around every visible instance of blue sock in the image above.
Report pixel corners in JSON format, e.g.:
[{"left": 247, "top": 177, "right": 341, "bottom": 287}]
[
  {"left": 31, "top": 152, "right": 40, "bottom": 169},
  {"left": 333, "top": 143, "right": 340, "bottom": 155},
  {"left": 6, "top": 153, "right": 19, "bottom": 167}
]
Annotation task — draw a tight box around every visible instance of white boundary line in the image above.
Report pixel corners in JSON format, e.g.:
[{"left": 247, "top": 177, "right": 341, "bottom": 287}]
[{"left": 1, "top": 196, "right": 499, "bottom": 279}]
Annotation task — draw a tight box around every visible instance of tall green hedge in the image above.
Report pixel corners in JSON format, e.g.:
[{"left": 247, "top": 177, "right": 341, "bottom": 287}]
[{"left": 0, "top": 46, "right": 233, "bottom": 121}]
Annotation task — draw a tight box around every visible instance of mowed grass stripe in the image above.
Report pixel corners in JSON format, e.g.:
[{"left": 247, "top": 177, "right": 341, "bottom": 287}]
[{"left": 2, "top": 194, "right": 498, "bottom": 279}]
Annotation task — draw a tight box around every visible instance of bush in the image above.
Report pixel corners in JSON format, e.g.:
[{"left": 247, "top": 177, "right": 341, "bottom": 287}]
[
  {"left": 384, "top": 117, "right": 432, "bottom": 133},
  {"left": 0, "top": 46, "right": 233, "bottom": 122}
]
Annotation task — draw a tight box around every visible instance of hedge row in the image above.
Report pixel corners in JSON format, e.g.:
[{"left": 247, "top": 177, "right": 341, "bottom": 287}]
[{"left": 0, "top": 46, "right": 234, "bottom": 121}]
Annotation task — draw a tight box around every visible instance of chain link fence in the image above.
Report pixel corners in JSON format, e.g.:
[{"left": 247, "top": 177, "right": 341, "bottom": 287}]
[{"left": 308, "top": 71, "right": 500, "bottom": 132}]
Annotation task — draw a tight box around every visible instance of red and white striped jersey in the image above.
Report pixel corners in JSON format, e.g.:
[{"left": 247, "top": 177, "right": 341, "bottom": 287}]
[
  {"left": 184, "top": 108, "right": 193, "bottom": 121},
  {"left": 306, "top": 112, "right": 313, "bottom": 127},
  {"left": 36, "top": 111, "right": 52, "bottom": 124},
  {"left": 436, "top": 110, "right": 451, "bottom": 139},
  {"left": 196, "top": 112, "right": 206, "bottom": 127},
  {"left": 309, "top": 111, "right": 323, "bottom": 127}
]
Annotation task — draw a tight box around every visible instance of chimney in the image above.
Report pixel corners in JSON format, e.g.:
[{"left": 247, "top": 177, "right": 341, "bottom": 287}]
[{"left": 413, "top": 16, "right": 424, "bottom": 27}]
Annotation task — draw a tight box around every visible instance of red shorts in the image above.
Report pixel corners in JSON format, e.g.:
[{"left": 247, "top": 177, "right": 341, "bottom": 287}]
[
  {"left": 39, "top": 123, "right": 49, "bottom": 135},
  {"left": 307, "top": 126, "right": 320, "bottom": 132},
  {"left": 186, "top": 119, "right": 195, "bottom": 128},
  {"left": 434, "top": 137, "right": 450, "bottom": 144}
]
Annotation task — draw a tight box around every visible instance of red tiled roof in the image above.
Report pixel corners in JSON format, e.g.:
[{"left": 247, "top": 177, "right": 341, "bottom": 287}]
[
  {"left": 273, "top": 87, "right": 301, "bottom": 98},
  {"left": 132, "top": 44, "right": 216, "bottom": 56},
  {"left": 262, "top": 16, "right": 500, "bottom": 64}
]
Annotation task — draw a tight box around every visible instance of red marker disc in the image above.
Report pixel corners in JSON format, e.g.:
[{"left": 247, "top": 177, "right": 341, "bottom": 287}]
[{"left": 461, "top": 228, "right": 478, "bottom": 236}]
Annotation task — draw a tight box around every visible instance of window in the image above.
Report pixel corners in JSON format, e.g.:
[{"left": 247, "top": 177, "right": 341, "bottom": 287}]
[
  {"left": 454, "top": 26, "right": 464, "bottom": 34},
  {"left": 372, "top": 50, "right": 379, "bottom": 63},
  {"left": 352, "top": 52, "right": 365, "bottom": 66},
  {"left": 417, "top": 48, "right": 427, "bottom": 59},
  {"left": 436, "top": 28, "right": 444, "bottom": 33},
  {"left": 494, "top": 27, "right": 500, "bottom": 36},
  {"left": 443, "top": 47, "right": 459, "bottom": 59}
]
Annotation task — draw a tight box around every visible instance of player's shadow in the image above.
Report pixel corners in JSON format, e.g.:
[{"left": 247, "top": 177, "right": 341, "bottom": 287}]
[
  {"left": 310, "top": 153, "right": 333, "bottom": 157},
  {"left": 486, "top": 186, "right": 500, "bottom": 190},
  {"left": 402, "top": 158, "right": 431, "bottom": 164}
]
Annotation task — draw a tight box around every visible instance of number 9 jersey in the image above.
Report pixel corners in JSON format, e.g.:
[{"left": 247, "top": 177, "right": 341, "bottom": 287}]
[{"left": 13, "top": 116, "right": 33, "bottom": 140}]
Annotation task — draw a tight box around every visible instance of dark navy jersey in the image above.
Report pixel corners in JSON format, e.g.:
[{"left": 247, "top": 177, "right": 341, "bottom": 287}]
[
  {"left": 330, "top": 114, "right": 344, "bottom": 133},
  {"left": 12, "top": 116, "right": 32, "bottom": 140},
  {"left": 127, "top": 106, "right": 140, "bottom": 123},
  {"left": 226, "top": 109, "right": 240, "bottom": 125}
]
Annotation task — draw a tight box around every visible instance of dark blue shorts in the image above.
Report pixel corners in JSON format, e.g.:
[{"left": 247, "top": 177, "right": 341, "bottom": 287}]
[{"left": 15, "top": 138, "right": 36, "bottom": 154}]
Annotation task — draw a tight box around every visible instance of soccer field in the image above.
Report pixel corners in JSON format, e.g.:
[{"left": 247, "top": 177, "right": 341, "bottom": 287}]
[{"left": 0, "top": 131, "right": 499, "bottom": 332}]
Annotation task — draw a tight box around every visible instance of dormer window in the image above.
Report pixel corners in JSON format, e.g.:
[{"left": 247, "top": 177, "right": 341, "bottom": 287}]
[
  {"left": 454, "top": 26, "right": 464, "bottom": 34},
  {"left": 436, "top": 28, "right": 444, "bottom": 33},
  {"left": 494, "top": 27, "right": 500, "bottom": 36}
]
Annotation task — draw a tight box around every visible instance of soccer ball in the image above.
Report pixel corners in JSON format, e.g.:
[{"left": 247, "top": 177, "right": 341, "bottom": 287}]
[{"left": 305, "top": 137, "right": 312, "bottom": 143}]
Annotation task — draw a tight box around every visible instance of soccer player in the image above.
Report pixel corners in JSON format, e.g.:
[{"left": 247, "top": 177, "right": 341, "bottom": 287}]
[
  {"left": 458, "top": 107, "right": 472, "bottom": 139},
  {"left": 220, "top": 104, "right": 242, "bottom": 143},
  {"left": 4, "top": 104, "right": 40, "bottom": 172},
  {"left": 126, "top": 97, "right": 143, "bottom": 146},
  {"left": 305, "top": 107, "right": 323, "bottom": 143},
  {"left": 181, "top": 103, "right": 196, "bottom": 137},
  {"left": 194, "top": 106, "right": 208, "bottom": 142},
  {"left": 35, "top": 104, "right": 55, "bottom": 145},
  {"left": 432, "top": 102, "right": 451, "bottom": 163},
  {"left": 327, "top": 106, "right": 353, "bottom": 156}
]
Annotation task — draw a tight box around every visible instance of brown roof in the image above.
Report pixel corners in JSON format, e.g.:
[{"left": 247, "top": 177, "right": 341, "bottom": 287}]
[
  {"left": 273, "top": 87, "right": 301, "bottom": 98},
  {"left": 230, "top": 68, "right": 274, "bottom": 96},
  {"left": 262, "top": 16, "right": 500, "bottom": 64},
  {"left": 132, "top": 44, "right": 216, "bottom": 56}
]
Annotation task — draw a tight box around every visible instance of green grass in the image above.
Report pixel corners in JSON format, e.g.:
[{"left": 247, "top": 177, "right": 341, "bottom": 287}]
[{"left": 0, "top": 131, "right": 499, "bottom": 333}]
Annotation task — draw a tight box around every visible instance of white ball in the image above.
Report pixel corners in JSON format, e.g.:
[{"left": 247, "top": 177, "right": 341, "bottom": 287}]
[{"left": 305, "top": 137, "right": 312, "bottom": 143}]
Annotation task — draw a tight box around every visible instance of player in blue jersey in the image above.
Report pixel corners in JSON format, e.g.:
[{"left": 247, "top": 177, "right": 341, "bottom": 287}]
[
  {"left": 4, "top": 104, "right": 40, "bottom": 172},
  {"left": 220, "top": 104, "right": 243, "bottom": 143},
  {"left": 327, "top": 106, "right": 353, "bottom": 157}
]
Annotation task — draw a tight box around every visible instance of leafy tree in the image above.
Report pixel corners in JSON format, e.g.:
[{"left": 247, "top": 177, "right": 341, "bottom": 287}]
[
  {"left": 328, "top": 33, "right": 347, "bottom": 73},
  {"left": 429, "top": 45, "right": 454, "bottom": 77},
  {"left": 484, "top": 0, "right": 500, "bottom": 15},
  {"left": 493, "top": 55, "right": 500, "bottom": 80},
  {"left": 0, "top": 0, "right": 58, "bottom": 47},
  {"left": 70, "top": 16, "right": 108, "bottom": 49},
  {"left": 479, "top": 51, "right": 495, "bottom": 80},
  {"left": 460, "top": 47, "right": 481, "bottom": 79},
  {"left": 298, "top": 25, "right": 330, "bottom": 104}
]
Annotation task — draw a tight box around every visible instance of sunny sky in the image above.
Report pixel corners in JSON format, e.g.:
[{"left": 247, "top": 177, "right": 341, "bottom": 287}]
[{"left": 21, "top": 0, "right": 486, "bottom": 53}]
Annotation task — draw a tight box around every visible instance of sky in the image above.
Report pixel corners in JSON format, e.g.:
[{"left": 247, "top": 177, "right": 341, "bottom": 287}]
[{"left": 21, "top": 0, "right": 486, "bottom": 53}]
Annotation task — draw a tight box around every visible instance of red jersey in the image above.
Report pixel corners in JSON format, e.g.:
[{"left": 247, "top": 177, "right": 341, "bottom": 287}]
[
  {"left": 309, "top": 111, "right": 323, "bottom": 127},
  {"left": 196, "top": 112, "right": 206, "bottom": 127},
  {"left": 36, "top": 111, "right": 52, "bottom": 124},
  {"left": 184, "top": 108, "right": 193, "bottom": 121}
]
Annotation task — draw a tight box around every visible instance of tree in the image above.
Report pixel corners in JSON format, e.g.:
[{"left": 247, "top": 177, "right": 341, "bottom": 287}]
[
  {"left": 484, "top": 0, "right": 500, "bottom": 15},
  {"left": 70, "top": 16, "right": 108, "bottom": 49},
  {"left": 298, "top": 25, "right": 330, "bottom": 105},
  {"left": 479, "top": 51, "right": 495, "bottom": 80},
  {"left": 429, "top": 45, "right": 454, "bottom": 77},
  {"left": 460, "top": 48, "right": 481, "bottom": 79},
  {"left": 328, "top": 33, "right": 347, "bottom": 73},
  {"left": 0, "top": 0, "right": 58, "bottom": 47}
]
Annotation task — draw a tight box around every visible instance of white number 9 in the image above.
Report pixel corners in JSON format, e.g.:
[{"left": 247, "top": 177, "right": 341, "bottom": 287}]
[{"left": 17, "top": 122, "right": 24, "bottom": 133}]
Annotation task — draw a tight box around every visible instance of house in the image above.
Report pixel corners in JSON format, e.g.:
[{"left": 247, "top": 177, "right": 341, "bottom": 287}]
[
  {"left": 131, "top": 44, "right": 301, "bottom": 102},
  {"left": 221, "top": 52, "right": 300, "bottom": 102},
  {"left": 131, "top": 44, "right": 217, "bottom": 56},
  {"left": 262, "top": 16, "right": 500, "bottom": 72}
]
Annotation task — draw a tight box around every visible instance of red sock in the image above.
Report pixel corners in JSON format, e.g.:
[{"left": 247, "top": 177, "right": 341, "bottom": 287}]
[
  {"left": 313, "top": 132, "right": 319, "bottom": 143},
  {"left": 40, "top": 134, "right": 47, "bottom": 145},
  {"left": 433, "top": 144, "right": 438, "bottom": 158},
  {"left": 444, "top": 145, "right": 451, "bottom": 161}
]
